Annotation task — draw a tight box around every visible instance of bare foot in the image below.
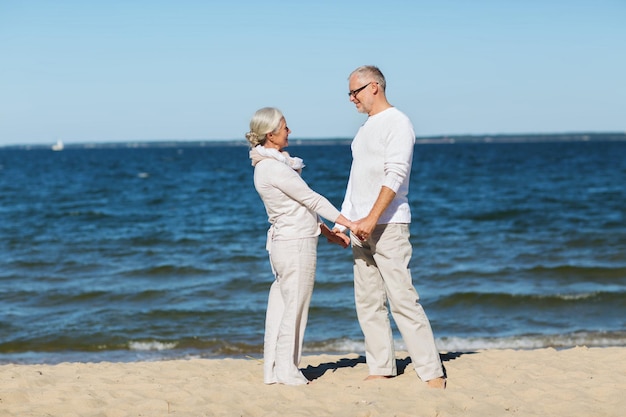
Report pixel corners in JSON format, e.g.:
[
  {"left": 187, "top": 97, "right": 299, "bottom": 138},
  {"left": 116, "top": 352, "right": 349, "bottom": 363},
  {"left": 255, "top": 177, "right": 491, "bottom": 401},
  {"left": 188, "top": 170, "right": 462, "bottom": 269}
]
[
  {"left": 426, "top": 377, "right": 446, "bottom": 389},
  {"left": 364, "top": 375, "right": 393, "bottom": 381}
]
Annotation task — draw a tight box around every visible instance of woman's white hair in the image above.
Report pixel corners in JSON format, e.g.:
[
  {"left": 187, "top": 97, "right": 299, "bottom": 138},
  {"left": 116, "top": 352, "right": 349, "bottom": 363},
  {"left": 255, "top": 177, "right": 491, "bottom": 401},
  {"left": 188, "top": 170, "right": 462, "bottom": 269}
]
[{"left": 245, "top": 107, "right": 284, "bottom": 147}]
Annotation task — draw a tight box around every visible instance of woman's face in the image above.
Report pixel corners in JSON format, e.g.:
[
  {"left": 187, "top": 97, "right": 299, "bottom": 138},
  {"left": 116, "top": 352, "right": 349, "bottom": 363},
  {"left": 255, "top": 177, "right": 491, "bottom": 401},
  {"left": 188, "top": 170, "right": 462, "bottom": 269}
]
[{"left": 265, "top": 118, "right": 291, "bottom": 150}]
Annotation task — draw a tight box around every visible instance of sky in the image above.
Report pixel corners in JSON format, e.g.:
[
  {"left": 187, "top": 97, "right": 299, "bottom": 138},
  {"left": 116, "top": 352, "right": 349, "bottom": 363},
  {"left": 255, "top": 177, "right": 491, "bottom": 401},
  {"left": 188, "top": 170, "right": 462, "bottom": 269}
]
[{"left": 1, "top": 0, "right": 625, "bottom": 146}]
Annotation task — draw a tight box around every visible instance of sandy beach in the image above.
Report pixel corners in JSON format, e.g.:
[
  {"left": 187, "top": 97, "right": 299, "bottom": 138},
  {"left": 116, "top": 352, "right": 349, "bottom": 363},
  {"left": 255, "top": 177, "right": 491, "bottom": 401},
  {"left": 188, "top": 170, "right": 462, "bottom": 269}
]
[{"left": 1, "top": 347, "right": 623, "bottom": 417}]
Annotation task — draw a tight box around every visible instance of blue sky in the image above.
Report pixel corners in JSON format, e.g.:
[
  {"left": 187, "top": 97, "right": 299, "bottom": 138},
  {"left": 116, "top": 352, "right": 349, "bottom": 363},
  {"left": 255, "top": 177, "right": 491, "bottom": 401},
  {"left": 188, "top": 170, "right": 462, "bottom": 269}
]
[{"left": 1, "top": 1, "right": 625, "bottom": 146}]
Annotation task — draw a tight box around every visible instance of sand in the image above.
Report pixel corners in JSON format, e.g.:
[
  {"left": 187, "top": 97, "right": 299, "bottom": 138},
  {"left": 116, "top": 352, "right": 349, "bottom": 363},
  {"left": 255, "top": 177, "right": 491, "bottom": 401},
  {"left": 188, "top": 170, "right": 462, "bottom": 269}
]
[{"left": 1, "top": 346, "right": 624, "bottom": 417}]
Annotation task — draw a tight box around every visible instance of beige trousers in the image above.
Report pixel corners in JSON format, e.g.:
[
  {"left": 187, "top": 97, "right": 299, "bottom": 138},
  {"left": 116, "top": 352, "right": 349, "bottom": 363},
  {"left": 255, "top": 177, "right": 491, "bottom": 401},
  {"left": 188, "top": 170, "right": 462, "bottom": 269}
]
[
  {"left": 263, "top": 237, "right": 317, "bottom": 385},
  {"left": 352, "top": 224, "right": 444, "bottom": 381}
]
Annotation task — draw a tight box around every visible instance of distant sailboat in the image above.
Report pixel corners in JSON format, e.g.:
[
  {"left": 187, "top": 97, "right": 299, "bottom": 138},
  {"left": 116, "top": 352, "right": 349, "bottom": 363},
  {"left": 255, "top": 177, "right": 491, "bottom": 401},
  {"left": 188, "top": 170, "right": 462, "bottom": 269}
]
[{"left": 52, "top": 140, "right": 64, "bottom": 151}]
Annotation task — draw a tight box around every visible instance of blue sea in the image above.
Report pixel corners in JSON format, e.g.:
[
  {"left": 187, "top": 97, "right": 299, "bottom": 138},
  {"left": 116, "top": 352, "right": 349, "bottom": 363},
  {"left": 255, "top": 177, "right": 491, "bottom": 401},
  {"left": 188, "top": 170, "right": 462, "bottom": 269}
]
[{"left": 1, "top": 140, "right": 625, "bottom": 364}]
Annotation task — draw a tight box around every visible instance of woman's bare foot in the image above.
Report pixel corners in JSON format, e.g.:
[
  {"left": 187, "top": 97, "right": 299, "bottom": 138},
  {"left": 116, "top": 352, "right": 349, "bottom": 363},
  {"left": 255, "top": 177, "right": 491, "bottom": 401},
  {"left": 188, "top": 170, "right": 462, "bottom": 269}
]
[{"left": 426, "top": 377, "right": 446, "bottom": 389}]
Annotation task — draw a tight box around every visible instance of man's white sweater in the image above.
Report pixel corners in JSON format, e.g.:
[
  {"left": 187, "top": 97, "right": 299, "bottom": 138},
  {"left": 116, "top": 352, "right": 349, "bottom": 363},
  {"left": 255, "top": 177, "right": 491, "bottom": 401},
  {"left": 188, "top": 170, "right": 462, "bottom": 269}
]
[{"left": 340, "top": 107, "right": 414, "bottom": 225}]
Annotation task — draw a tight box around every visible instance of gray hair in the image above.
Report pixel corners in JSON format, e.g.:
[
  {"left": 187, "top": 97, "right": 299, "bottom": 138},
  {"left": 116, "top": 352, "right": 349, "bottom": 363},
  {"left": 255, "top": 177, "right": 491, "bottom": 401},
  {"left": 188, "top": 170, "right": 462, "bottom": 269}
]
[
  {"left": 350, "top": 65, "right": 386, "bottom": 92},
  {"left": 245, "top": 107, "right": 284, "bottom": 147}
]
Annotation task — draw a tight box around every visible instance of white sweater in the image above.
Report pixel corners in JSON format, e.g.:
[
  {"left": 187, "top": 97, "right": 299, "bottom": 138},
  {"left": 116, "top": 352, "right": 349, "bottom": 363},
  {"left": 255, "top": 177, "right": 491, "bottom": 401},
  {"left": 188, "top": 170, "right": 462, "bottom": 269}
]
[
  {"left": 253, "top": 157, "right": 341, "bottom": 241},
  {"left": 340, "top": 107, "right": 414, "bottom": 224}
]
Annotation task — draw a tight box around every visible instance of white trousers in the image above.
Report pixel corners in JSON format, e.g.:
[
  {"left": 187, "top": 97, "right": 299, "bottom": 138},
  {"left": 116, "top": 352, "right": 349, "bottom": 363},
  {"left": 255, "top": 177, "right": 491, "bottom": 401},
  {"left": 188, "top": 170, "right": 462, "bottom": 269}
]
[
  {"left": 264, "top": 237, "right": 317, "bottom": 385},
  {"left": 352, "top": 224, "right": 444, "bottom": 381}
]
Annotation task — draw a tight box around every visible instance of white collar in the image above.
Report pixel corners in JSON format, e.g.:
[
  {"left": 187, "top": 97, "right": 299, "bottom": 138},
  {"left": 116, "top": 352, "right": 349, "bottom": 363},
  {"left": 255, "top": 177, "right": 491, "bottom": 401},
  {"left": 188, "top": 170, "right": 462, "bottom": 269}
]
[{"left": 254, "top": 145, "right": 305, "bottom": 170}]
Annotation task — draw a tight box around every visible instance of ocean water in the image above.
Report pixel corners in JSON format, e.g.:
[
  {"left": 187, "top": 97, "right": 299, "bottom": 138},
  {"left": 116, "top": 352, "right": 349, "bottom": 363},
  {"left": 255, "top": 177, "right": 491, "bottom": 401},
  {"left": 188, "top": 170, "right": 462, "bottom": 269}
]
[{"left": 1, "top": 140, "right": 625, "bottom": 364}]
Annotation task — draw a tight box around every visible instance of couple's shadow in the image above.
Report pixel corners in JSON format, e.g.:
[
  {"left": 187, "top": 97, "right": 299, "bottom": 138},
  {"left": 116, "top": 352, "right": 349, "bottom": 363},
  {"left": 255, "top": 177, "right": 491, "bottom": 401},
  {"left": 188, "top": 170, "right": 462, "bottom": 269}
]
[{"left": 302, "top": 352, "right": 470, "bottom": 381}]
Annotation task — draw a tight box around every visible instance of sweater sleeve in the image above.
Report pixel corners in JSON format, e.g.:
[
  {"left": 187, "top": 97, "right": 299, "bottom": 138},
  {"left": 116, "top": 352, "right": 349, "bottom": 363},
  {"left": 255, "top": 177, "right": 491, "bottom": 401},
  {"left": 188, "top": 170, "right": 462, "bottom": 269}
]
[
  {"left": 382, "top": 115, "right": 415, "bottom": 192},
  {"left": 272, "top": 164, "right": 341, "bottom": 223}
]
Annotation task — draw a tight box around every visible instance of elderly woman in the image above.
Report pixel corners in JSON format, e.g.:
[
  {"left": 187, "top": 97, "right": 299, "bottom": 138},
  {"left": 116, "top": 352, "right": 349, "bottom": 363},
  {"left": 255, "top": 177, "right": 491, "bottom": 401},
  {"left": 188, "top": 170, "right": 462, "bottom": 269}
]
[{"left": 246, "top": 107, "right": 353, "bottom": 385}]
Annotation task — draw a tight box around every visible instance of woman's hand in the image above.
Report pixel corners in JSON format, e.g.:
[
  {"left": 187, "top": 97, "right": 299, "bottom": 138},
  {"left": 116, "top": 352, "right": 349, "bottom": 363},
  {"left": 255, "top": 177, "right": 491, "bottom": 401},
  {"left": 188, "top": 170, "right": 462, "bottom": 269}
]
[
  {"left": 320, "top": 223, "right": 350, "bottom": 248},
  {"left": 326, "top": 230, "right": 350, "bottom": 248}
]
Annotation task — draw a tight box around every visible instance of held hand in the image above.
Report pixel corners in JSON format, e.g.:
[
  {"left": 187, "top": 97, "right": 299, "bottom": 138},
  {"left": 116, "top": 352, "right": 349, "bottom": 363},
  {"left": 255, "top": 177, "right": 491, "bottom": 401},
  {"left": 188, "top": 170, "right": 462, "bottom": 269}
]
[
  {"left": 322, "top": 223, "right": 350, "bottom": 248},
  {"left": 330, "top": 227, "right": 351, "bottom": 249},
  {"left": 326, "top": 230, "right": 350, "bottom": 248},
  {"left": 353, "top": 216, "right": 377, "bottom": 241}
]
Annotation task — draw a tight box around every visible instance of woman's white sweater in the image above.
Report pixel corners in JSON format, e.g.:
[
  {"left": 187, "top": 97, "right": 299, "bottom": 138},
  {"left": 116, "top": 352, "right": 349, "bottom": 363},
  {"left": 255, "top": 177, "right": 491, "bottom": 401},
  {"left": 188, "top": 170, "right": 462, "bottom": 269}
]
[{"left": 252, "top": 152, "right": 340, "bottom": 241}]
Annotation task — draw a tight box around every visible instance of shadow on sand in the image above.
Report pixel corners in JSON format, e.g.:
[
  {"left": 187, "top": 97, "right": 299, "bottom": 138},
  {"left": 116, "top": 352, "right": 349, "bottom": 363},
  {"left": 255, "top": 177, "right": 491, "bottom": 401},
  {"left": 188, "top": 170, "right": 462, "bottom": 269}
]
[{"left": 302, "top": 351, "right": 475, "bottom": 381}]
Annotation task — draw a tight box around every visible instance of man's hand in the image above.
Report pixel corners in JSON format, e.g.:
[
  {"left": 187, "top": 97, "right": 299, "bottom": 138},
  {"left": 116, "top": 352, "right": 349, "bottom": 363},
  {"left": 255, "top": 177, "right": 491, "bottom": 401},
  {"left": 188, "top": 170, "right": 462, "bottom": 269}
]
[
  {"left": 353, "top": 186, "right": 396, "bottom": 240},
  {"left": 353, "top": 216, "right": 377, "bottom": 241}
]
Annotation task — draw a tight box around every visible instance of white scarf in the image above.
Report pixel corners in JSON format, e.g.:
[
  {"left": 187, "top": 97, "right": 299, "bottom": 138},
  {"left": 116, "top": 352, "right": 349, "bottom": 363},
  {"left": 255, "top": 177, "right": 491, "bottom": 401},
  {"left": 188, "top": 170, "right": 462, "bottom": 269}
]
[{"left": 252, "top": 145, "right": 305, "bottom": 170}]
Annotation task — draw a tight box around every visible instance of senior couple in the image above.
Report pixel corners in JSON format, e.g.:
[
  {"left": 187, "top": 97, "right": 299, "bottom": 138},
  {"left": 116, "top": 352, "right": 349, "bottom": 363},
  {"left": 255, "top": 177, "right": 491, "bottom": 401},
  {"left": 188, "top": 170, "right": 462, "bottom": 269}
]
[{"left": 245, "top": 65, "right": 446, "bottom": 389}]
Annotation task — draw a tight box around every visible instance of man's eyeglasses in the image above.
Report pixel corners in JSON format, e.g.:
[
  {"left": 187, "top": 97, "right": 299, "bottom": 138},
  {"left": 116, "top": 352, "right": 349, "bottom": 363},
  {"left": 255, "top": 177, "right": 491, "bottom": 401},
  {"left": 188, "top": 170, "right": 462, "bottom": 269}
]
[{"left": 348, "top": 82, "right": 373, "bottom": 98}]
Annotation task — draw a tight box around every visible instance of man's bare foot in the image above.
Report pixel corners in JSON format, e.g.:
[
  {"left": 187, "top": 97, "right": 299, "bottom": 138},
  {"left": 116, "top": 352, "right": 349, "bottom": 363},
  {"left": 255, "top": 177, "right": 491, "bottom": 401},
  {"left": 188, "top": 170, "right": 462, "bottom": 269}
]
[
  {"left": 364, "top": 375, "right": 393, "bottom": 381},
  {"left": 426, "top": 377, "right": 446, "bottom": 389}
]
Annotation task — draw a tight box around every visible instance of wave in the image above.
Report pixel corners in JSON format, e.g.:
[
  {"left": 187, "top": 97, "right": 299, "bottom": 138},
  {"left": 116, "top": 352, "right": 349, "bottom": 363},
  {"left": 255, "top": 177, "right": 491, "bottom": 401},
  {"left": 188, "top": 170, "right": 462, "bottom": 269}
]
[
  {"left": 463, "top": 208, "right": 532, "bottom": 222},
  {"left": 119, "top": 264, "right": 211, "bottom": 277},
  {"left": 129, "top": 341, "right": 177, "bottom": 351},
  {"left": 523, "top": 264, "right": 626, "bottom": 280},
  {"left": 435, "top": 331, "right": 626, "bottom": 351},
  {"left": 308, "top": 332, "right": 626, "bottom": 354},
  {"left": 430, "top": 264, "right": 626, "bottom": 283},
  {"left": 3, "top": 331, "right": 625, "bottom": 365},
  {"left": 434, "top": 290, "right": 625, "bottom": 308}
]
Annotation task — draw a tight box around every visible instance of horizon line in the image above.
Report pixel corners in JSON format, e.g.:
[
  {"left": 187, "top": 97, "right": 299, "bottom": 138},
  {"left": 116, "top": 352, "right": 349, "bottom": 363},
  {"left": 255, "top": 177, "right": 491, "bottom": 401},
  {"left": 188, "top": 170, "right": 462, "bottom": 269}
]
[{"left": 2, "top": 131, "right": 626, "bottom": 149}]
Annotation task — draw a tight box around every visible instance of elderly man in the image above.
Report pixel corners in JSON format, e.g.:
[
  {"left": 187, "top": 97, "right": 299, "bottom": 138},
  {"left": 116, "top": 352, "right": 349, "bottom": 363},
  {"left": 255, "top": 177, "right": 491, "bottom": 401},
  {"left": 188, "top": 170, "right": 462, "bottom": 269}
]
[{"left": 334, "top": 65, "right": 446, "bottom": 389}]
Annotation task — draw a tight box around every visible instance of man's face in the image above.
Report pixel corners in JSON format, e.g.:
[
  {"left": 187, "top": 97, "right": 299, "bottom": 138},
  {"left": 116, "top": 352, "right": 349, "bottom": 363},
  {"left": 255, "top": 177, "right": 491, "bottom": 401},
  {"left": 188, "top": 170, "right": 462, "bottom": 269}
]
[{"left": 348, "top": 75, "right": 373, "bottom": 114}]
